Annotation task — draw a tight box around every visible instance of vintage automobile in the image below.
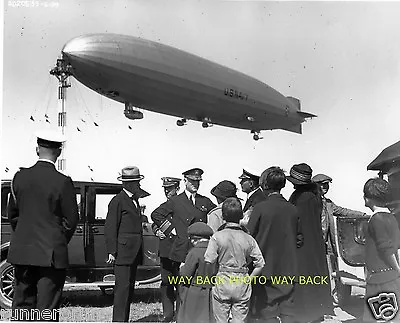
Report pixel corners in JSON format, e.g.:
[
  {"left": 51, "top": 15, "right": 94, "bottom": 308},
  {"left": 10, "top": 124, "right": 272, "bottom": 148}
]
[
  {"left": 333, "top": 140, "right": 400, "bottom": 305},
  {"left": 0, "top": 180, "right": 160, "bottom": 309}
]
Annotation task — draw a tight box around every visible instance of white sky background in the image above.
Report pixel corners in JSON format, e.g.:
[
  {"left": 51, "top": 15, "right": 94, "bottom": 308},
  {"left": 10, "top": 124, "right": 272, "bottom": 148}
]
[{"left": 2, "top": 0, "right": 400, "bottom": 215}]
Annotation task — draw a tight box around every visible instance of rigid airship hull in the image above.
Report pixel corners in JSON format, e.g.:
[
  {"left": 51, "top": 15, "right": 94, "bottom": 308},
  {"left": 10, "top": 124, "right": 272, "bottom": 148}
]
[{"left": 61, "top": 34, "right": 314, "bottom": 133}]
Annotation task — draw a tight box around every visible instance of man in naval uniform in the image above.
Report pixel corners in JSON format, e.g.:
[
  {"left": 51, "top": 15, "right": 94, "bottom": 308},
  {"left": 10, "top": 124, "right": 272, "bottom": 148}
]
[
  {"left": 151, "top": 177, "right": 181, "bottom": 322},
  {"left": 238, "top": 169, "right": 266, "bottom": 227},
  {"left": 7, "top": 131, "right": 79, "bottom": 321},
  {"left": 151, "top": 168, "right": 216, "bottom": 320},
  {"left": 105, "top": 166, "right": 149, "bottom": 322}
]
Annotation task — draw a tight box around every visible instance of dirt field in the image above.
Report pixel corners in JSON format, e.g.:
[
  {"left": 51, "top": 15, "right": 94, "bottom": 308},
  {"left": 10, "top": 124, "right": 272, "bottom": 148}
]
[
  {"left": 58, "top": 285, "right": 365, "bottom": 323},
  {"left": 0, "top": 284, "right": 365, "bottom": 322}
]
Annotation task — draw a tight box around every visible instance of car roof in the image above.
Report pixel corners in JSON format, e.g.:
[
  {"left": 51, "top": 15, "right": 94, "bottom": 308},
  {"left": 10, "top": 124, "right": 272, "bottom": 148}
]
[{"left": 1, "top": 179, "right": 121, "bottom": 188}]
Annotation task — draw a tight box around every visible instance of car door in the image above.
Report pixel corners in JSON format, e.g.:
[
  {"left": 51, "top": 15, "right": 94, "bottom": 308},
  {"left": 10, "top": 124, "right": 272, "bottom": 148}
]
[
  {"left": 1, "top": 181, "right": 85, "bottom": 267},
  {"left": 86, "top": 185, "right": 121, "bottom": 268},
  {"left": 1, "top": 182, "right": 12, "bottom": 251},
  {"left": 67, "top": 183, "right": 86, "bottom": 267},
  {"left": 86, "top": 184, "right": 160, "bottom": 282},
  {"left": 335, "top": 216, "right": 368, "bottom": 285}
]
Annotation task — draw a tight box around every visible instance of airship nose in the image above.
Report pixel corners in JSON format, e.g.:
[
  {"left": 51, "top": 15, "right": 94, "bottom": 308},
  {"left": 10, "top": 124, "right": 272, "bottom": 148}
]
[{"left": 62, "top": 35, "right": 91, "bottom": 56}]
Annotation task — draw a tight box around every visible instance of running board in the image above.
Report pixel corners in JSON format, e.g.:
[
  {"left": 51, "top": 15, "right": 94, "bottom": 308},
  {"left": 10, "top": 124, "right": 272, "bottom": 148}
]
[{"left": 64, "top": 274, "right": 161, "bottom": 288}]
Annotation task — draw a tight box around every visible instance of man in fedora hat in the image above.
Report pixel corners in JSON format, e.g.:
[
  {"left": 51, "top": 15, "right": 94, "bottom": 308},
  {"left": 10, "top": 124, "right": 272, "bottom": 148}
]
[
  {"left": 7, "top": 130, "right": 79, "bottom": 321},
  {"left": 287, "top": 163, "right": 333, "bottom": 321},
  {"left": 151, "top": 168, "right": 216, "bottom": 320},
  {"left": 312, "top": 173, "right": 367, "bottom": 304},
  {"left": 105, "top": 166, "right": 149, "bottom": 322},
  {"left": 238, "top": 169, "right": 266, "bottom": 227},
  {"left": 208, "top": 180, "right": 240, "bottom": 232},
  {"left": 151, "top": 177, "right": 181, "bottom": 322}
]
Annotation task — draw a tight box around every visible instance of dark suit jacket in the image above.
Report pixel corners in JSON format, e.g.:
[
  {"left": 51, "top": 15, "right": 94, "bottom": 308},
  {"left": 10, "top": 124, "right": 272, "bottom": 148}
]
[
  {"left": 7, "top": 161, "right": 79, "bottom": 269},
  {"left": 243, "top": 188, "right": 266, "bottom": 213},
  {"left": 248, "top": 194, "right": 299, "bottom": 278},
  {"left": 104, "top": 190, "right": 143, "bottom": 265},
  {"left": 151, "top": 192, "right": 216, "bottom": 262}
]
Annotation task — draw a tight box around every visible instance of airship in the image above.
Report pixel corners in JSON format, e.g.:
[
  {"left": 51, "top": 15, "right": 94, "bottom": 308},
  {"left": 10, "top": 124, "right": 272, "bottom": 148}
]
[{"left": 54, "top": 34, "right": 316, "bottom": 140}]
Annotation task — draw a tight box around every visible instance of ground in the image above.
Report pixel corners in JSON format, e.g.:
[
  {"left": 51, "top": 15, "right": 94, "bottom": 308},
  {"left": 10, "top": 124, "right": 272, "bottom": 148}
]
[{"left": 0, "top": 284, "right": 365, "bottom": 322}]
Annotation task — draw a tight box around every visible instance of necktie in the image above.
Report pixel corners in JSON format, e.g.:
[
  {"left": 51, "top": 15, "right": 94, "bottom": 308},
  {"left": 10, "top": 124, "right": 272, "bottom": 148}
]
[
  {"left": 190, "top": 195, "right": 195, "bottom": 205},
  {"left": 132, "top": 197, "right": 139, "bottom": 209}
]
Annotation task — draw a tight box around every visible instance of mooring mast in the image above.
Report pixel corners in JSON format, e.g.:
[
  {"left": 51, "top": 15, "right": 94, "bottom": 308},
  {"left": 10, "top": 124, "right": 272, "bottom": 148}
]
[{"left": 50, "top": 59, "right": 72, "bottom": 172}]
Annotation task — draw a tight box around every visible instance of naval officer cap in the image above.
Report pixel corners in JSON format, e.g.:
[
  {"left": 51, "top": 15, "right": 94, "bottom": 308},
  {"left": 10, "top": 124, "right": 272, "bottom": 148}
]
[
  {"left": 36, "top": 130, "right": 66, "bottom": 149},
  {"left": 162, "top": 177, "right": 181, "bottom": 187},
  {"left": 312, "top": 174, "right": 332, "bottom": 184},
  {"left": 182, "top": 168, "right": 203, "bottom": 181},
  {"left": 238, "top": 169, "right": 260, "bottom": 182},
  {"left": 187, "top": 222, "right": 214, "bottom": 238}
]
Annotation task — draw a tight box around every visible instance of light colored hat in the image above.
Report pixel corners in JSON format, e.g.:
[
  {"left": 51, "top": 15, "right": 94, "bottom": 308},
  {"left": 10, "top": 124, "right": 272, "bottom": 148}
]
[
  {"left": 312, "top": 174, "right": 332, "bottom": 184},
  {"left": 117, "top": 166, "right": 144, "bottom": 181},
  {"left": 238, "top": 169, "right": 260, "bottom": 182},
  {"left": 36, "top": 130, "right": 66, "bottom": 148}
]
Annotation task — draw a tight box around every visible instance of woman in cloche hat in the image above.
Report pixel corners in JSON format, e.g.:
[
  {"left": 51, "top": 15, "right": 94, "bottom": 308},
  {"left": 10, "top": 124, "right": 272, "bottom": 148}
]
[{"left": 287, "top": 163, "right": 334, "bottom": 321}]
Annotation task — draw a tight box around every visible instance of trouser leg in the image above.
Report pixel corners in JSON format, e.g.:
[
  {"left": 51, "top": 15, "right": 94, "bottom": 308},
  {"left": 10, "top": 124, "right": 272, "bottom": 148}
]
[
  {"left": 12, "top": 265, "right": 38, "bottom": 321},
  {"left": 113, "top": 260, "right": 138, "bottom": 322},
  {"left": 230, "top": 282, "right": 251, "bottom": 323},
  {"left": 160, "top": 257, "right": 178, "bottom": 319},
  {"left": 36, "top": 267, "right": 66, "bottom": 322},
  {"left": 212, "top": 286, "right": 232, "bottom": 323}
]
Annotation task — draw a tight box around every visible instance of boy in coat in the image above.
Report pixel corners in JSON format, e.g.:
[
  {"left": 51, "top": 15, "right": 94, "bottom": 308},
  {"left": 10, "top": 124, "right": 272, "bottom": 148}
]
[{"left": 177, "top": 222, "right": 215, "bottom": 323}]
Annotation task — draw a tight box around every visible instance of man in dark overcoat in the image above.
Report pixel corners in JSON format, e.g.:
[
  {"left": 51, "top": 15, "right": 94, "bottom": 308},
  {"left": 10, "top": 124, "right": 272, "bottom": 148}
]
[
  {"left": 238, "top": 169, "right": 266, "bottom": 226},
  {"left": 151, "top": 168, "right": 216, "bottom": 318},
  {"left": 7, "top": 131, "right": 79, "bottom": 321},
  {"left": 248, "top": 167, "right": 300, "bottom": 323},
  {"left": 151, "top": 177, "right": 181, "bottom": 322},
  {"left": 105, "top": 166, "right": 149, "bottom": 322}
]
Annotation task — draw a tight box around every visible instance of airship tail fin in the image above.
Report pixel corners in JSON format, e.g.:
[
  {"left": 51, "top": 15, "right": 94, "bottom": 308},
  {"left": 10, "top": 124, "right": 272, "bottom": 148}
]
[
  {"left": 284, "top": 124, "right": 302, "bottom": 134},
  {"left": 287, "top": 96, "right": 317, "bottom": 119},
  {"left": 297, "top": 111, "right": 317, "bottom": 119},
  {"left": 286, "top": 96, "right": 301, "bottom": 110}
]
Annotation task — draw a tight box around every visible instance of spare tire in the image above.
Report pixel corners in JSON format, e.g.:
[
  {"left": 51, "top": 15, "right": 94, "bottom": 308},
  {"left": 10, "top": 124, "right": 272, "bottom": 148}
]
[{"left": 0, "top": 260, "right": 14, "bottom": 309}]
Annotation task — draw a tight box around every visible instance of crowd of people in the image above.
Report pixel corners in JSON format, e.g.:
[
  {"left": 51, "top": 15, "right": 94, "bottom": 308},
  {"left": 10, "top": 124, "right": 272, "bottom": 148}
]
[{"left": 6, "top": 131, "right": 400, "bottom": 323}]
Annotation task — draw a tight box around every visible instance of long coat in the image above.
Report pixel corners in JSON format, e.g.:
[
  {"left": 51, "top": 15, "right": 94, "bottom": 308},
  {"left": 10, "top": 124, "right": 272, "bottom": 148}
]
[
  {"left": 289, "top": 187, "right": 333, "bottom": 321},
  {"left": 104, "top": 190, "right": 143, "bottom": 265},
  {"left": 248, "top": 194, "right": 299, "bottom": 278},
  {"left": 151, "top": 192, "right": 216, "bottom": 262},
  {"left": 7, "top": 161, "right": 79, "bottom": 269},
  {"left": 177, "top": 241, "right": 215, "bottom": 323}
]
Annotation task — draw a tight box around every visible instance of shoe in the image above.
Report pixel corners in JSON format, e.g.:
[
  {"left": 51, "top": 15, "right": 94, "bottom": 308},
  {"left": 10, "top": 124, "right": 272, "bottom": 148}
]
[{"left": 161, "top": 316, "right": 174, "bottom": 322}]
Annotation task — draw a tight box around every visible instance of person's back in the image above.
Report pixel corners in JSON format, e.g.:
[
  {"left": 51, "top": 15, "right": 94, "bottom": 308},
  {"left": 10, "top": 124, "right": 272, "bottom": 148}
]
[
  {"left": 7, "top": 131, "right": 79, "bottom": 321},
  {"left": 365, "top": 211, "right": 400, "bottom": 280},
  {"left": 8, "top": 162, "right": 77, "bottom": 268},
  {"left": 287, "top": 164, "right": 332, "bottom": 322},
  {"left": 211, "top": 225, "right": 258, "bottom": 271},
  {"left": 362, "top": 178, "right": 400, "bottom": 322},
  {"left": 204, "top": 198, "right": 264, "bottom": 323},
  {"left": 250, "top": 195, "right": 298, "bottom": 277}
]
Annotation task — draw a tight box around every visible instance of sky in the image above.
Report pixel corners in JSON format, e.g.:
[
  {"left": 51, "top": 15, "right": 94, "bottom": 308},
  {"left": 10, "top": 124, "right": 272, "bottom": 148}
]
[{"left": 2, "top": 0, "right": 400, "bottom": 216}]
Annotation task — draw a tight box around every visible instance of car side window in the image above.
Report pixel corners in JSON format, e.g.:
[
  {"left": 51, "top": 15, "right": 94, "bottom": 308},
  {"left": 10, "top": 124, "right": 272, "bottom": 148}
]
[
  {"left": 91, "top": 187, "right": 121, "bottom": 222},
  {"left": 1, "top": 186, "right": 11, "bottom": 221},
  {"left": 76, "top": 192, "right": 82, "bottom": 220}
]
